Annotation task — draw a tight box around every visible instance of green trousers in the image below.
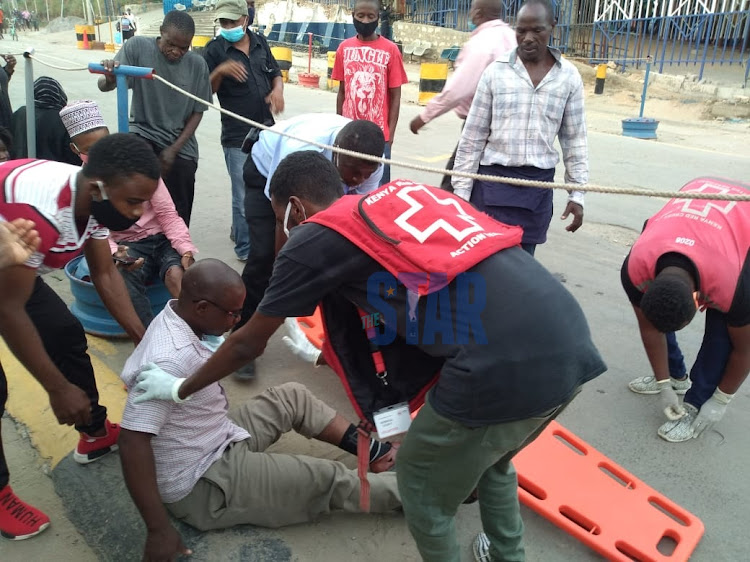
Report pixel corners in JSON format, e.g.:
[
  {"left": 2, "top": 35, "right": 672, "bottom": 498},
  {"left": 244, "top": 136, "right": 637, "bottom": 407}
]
[{"left": 397, "top": 393, "right": 577, "bottom": 562}]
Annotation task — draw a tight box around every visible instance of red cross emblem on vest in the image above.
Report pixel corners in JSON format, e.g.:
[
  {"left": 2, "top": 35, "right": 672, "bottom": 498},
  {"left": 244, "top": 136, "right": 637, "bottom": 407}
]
[
  {"left": 393, "top": 185, "right": 483, "bottom": 243},
  {"left": 674, "top": 182, "right": 737, "bottom": 218}
]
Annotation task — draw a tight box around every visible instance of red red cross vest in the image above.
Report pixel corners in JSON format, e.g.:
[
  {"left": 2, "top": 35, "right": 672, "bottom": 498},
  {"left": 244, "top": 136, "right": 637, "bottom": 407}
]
[
  {"left": 307, "top": 180, "right": 523, "bottom": 294},
  {"left": 628, "top": 177, "right": 750, "bottom": 312}
]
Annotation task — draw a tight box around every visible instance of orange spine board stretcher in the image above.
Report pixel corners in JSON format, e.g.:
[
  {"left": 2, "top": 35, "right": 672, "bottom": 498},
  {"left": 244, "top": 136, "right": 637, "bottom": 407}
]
[
  {"left": 296, "top": 311, "right": 705, "bottom": 561},
  {"left": 513, "top": 421, "right": 704, "bottom": 561}
]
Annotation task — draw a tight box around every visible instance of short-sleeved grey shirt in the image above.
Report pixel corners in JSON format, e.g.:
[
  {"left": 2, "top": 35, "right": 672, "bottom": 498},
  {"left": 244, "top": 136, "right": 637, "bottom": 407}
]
[{"left": 114, "top": 36, "right": 212, "bottom": 161}]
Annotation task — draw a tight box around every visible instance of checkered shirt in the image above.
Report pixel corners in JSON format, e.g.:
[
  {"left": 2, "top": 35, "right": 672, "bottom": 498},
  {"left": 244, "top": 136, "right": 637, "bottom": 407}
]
[
  {"left": 452, "top": 47, "right": 588, "bottom": 204},
  {"left": 120, "top": 301, "right": 249, "bottom": 503}
]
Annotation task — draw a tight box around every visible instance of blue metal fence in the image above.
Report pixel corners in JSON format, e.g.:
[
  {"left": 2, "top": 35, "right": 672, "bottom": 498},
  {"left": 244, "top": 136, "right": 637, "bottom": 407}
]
[
  {"left": 588, "top": 9, "right": 750, "bottom": 78},
  {"left": 279, "top": 0, "right": 748, "bottom": 80},
  {"left": 402, "top": 0, "right": 573, "bottom": 50}
]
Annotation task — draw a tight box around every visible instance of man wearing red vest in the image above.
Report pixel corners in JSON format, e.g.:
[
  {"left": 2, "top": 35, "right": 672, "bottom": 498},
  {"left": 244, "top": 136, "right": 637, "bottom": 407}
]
[
  {"left": 134, "top": 151, "right": 606, "bottom": 561},
  {"left": 622, "top": 177, "right": 750, "bottom": 443}
]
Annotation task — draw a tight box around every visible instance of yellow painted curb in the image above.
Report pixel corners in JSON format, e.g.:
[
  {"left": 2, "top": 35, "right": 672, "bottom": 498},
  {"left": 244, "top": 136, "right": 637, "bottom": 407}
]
[{"left": 2, "top": 336, "right": 127, "bottom": 468}]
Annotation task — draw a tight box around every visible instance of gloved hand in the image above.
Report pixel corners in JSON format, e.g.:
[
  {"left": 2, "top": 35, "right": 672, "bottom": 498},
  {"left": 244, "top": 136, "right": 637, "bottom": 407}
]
[
  {"left": 281, "top": 317, "right": 321, "bottom": 366},
  {"left": 133, "top": 362, "right": 188, "bottom": 404},
  {"left": 691, "top": 388, "right": 733, "bottom": 437},
  {"left": 658, "top": 379, "right": 686, "bottom": 421}
]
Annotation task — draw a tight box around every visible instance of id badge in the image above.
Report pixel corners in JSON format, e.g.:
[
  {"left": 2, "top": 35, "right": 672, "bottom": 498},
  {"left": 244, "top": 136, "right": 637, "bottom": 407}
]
[{"left": 373, "top": 402, "right": 412, "bottom": 439}]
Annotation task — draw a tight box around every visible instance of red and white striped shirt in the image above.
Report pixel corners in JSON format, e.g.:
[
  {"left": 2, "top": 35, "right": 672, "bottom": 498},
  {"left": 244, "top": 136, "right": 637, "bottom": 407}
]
[{"left": 0, "top": 159, "right": 109, "bottom": 273}]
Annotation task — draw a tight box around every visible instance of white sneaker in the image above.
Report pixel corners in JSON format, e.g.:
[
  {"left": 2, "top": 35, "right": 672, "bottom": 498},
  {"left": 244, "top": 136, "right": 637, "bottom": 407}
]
[
  {"left": 473, "top": 532, "right": 491, "bottom": 562},
  {"left": 628, "top": 376, "right": 691, "bottom": 395},
  {"left": 658, "top": 403, "right": 699, "bottom": 442}
]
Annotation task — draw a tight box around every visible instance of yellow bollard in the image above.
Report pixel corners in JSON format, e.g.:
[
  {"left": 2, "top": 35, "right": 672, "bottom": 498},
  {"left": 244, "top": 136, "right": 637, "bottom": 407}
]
[
  {"left": 271, "top": 46, "right": 293, "bottom": 83},
  {"left": 191, "top": 35, "right": 212, "bottom": 52},
  {"left": 418, "top": 63, "right": 448, "bottom": 106},
  {"left": 595, "top": 63, "right": 607, "bottom": 94},
  {"left": 75, "top": 24, "right": 96, "bottom": 50},
  {"left": 327, "top": 51, "right": 339, "bottom": 90}
]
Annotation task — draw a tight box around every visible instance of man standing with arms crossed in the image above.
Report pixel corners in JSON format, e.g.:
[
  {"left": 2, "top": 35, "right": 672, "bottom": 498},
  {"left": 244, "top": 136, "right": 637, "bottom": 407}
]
[
  {"left": 452, "top": 0, "right": 587, "bottom": 256},
  {"left": 204, "top": 0, "right": 284, "bottom": 262},
  {"left": 98, "top": 10, "right": 213, "bottom": 226},
  {"left": 409, "top": 0, "right": 515, "bottom": 191}
]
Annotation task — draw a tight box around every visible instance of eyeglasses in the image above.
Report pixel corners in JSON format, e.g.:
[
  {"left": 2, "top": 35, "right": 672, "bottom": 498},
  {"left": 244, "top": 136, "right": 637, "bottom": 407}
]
[{"left": 193, "top": 299, "right": 242, "bottom": 320}]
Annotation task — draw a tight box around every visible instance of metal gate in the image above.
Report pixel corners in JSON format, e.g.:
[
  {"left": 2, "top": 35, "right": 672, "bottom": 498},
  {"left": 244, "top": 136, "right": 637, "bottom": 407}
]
[{"left": 588, "top": 0, "right": 750, "bottom": 78}]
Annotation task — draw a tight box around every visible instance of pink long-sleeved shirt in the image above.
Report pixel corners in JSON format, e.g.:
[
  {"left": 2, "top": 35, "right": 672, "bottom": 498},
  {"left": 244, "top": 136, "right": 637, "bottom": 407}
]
[
  {"left": 108, "top": 179, "right": 198, "bottom": 257},
  {"left": 419, "top": 20, "right": 516, "bottom": 123}
]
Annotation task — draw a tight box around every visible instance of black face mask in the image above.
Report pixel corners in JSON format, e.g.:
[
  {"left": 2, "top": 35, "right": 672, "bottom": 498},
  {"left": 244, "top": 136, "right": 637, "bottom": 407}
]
[
  {"left": 353, "top": 16, "right": 378, "bottom": 37},
  {"left": 90, "top": 185, "right": 139, "bottom": 231},
  {"left": 247, "top": 7, "right": 255, "bottom": 25}
]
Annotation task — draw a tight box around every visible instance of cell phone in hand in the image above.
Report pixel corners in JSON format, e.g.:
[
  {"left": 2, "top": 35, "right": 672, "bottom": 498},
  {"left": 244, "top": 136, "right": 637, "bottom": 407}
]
[{"left": 113, "top": 255, "right": 138, "bottom": 265}]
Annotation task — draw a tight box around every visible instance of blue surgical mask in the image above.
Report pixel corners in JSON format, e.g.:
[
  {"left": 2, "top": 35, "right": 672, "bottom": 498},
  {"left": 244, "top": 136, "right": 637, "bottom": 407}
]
[
  {"left": 200, "top": 334, "right": 225, "bottom": 353},
  {"left": 468, "top": 22, "right": 478, "bottom": 31},
  {"left": 220, "top": 25, "right": 245, "bottom": 42}
]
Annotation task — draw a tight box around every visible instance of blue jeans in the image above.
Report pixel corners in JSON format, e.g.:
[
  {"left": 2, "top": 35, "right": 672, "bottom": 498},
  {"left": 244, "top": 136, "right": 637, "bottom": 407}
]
[
  {"left": 379, "top": 142, "right": 392, "bottom": 186},
  {"left": 223, "top": 146, "right": 250, "bottom": 259},
  {"left": 666, "top": 309, "right": 733, "bottom": 409},
  {"left": 119, "top": 234, "right": 182, "bottom": 327}
]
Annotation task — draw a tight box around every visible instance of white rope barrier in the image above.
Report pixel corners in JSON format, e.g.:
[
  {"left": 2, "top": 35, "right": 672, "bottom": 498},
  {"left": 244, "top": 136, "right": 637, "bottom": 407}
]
[{"left": 26, "top": 53, "right": 750, "bottom": 202}]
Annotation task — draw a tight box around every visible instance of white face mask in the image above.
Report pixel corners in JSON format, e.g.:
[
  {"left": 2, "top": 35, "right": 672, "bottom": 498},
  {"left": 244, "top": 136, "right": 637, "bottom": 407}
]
[{"left": 283, "top": 200, "right": 306, "bottom": 238}]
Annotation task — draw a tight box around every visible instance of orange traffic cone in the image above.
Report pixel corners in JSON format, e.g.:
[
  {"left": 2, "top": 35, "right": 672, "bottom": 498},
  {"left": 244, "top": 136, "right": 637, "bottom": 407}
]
[{"left": 82, "top": 29, "right": 90, "bottom": 50}]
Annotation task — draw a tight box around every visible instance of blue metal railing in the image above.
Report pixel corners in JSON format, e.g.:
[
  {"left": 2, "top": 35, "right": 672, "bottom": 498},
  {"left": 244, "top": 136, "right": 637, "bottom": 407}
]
[
  {"left": 286, "top": 0, "right": 748, "bottom": 80},
  {"left": 588, "top": 10, "right": 749, "bottom": 78}
]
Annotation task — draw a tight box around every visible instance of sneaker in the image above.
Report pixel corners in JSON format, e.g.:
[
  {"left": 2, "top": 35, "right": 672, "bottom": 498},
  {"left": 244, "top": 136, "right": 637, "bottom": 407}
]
[
  {"left": 658, "top": 403, "right": 699, "bottom": 443},
  {"left": 628, "top": 376, "right": 691, "bottom": 395},
  {"left": 74, "top": 419, "right": 120, "bottom": 464},
  {"left": 0, "top": 486, "right": 50, "bottom": 540},
  {"left": 233, "top": 360, "right": 256, "bottom": 381},
  {"left": 473, "top": 532, "right": 491, "bottom": 561}
]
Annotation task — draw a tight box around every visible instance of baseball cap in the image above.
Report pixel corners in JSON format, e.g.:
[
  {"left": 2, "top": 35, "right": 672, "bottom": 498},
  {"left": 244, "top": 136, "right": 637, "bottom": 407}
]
[{"left": 215, "top": 0, "right": 246, "bottom": 21}]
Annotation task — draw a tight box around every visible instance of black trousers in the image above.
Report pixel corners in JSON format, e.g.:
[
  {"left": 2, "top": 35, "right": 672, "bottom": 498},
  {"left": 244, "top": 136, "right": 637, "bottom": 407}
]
[
  {"left": 0, "top": 277, "right": 107, "bottom": 488},
  {"left": 141, "top": 136, "right": 198, "bottom": 226},
  {"left": 236, "top": 156, "right": 275, "bottom": 330}
]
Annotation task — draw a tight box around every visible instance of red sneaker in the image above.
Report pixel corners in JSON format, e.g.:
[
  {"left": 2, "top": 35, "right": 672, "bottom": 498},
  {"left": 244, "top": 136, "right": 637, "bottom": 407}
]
[
  {"left": 0, "top": 486, "right": 50, "bottom": 540},
  {"left": 74, "top": 419, "right": 120, "bottom": 465}
]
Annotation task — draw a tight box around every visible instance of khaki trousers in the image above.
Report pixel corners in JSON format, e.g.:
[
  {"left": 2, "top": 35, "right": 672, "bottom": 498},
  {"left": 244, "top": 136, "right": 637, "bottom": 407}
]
[{"left": 166, "top": 382, "right": 401, "bottom": 529}]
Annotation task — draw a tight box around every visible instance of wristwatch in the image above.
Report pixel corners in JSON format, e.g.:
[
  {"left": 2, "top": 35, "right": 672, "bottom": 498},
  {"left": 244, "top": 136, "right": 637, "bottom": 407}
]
[{"left": 182, "top": 252, "right": 194, "bottom": 260}]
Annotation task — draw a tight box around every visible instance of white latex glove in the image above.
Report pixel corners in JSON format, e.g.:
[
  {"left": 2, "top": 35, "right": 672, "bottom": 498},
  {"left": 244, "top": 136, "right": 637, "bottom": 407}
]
[
  {"left": 281, "top": 317, "right": 321, "bottom": 365},
  {"left": 133, "top": 362, "right": 188, "bottom": 404},
  {"left": 658, "top": 379, "right": 686, "bottom": 421},
  {"left": 691, "top": 388, "right": 733, "bottom": 437}
]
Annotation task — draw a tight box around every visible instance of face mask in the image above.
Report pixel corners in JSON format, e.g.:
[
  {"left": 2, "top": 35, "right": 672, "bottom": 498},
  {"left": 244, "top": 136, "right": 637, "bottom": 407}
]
[
  {"left": 247, "top": 7, "right": 255, "bottom": 25},
  {"left": 90, "top": 181, "right": 139, "bottom": 231},
  {"left": 468, "top": 22, "right": 477, "bottom": 31},
  {"left": 353, "top": 16, "right": 378, "bottom": 37},
  {"left": 283, "top": 200, "right": 307, "bottom": 238},
  {"left": 200, "top": 334, "right": 225, "bottom": 352},
  {"left": 220, "top": 25, "right": 245, "bottom": 42}
]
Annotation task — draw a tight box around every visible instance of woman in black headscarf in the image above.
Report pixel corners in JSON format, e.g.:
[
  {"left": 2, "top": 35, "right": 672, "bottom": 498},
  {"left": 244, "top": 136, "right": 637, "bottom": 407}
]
[{"left": 10, "top": 76, "right": 82, "bottom": 165}]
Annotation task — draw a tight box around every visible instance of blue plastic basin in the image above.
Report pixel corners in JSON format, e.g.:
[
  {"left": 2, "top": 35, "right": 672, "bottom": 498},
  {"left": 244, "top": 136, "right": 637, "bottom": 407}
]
[{"left": 64, "top": 255, "right": 171, "bottom": 338}]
